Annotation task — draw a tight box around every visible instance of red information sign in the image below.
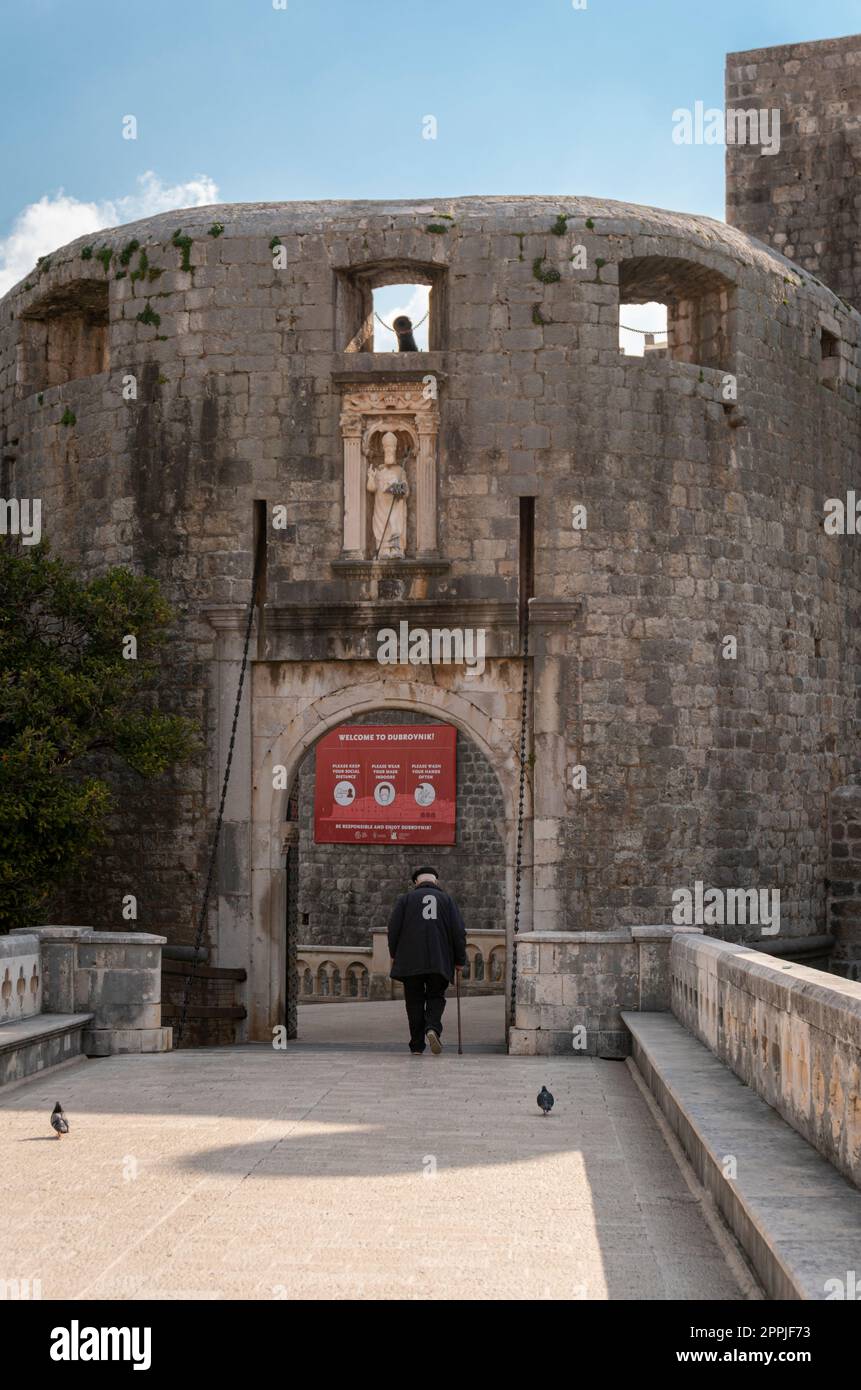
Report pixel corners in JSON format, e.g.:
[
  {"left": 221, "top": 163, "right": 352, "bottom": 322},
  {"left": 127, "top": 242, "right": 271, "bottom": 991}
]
[{"left": 314, "top": 724, "right": 457, "bottom": 844}]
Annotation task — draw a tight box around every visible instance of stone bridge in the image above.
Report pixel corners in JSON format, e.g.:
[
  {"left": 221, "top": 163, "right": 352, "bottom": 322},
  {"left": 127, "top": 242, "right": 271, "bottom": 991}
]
[{"left": 1, "top": 923, "right": 859, "bottom": 1301}]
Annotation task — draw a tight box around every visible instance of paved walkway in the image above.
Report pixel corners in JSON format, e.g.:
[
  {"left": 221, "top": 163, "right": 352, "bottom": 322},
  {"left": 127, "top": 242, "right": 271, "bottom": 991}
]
[{"left": 1, "top": 999, "right": 747, "bottom": 1300}]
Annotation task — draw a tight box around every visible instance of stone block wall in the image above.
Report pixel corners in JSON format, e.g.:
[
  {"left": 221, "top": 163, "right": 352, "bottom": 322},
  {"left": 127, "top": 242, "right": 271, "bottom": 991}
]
[
  {"left": 726, "top": 34, "right": 861, "bottom": 310},
  {"left": 828, "top": 783, "right": 861, "bottom": 978}
]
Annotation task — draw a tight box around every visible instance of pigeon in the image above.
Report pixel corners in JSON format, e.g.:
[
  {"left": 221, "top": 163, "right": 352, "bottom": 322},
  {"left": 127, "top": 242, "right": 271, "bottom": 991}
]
[
  {"left": 50, "top": 1102, "right": 69, "bottom": 1139},
  {"left": 537, "top": 1086, "right": 554, "bottom": 1117}
]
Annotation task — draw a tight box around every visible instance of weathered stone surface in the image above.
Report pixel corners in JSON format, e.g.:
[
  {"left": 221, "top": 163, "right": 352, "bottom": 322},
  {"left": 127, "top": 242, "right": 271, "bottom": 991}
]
[
  {"left": 671, "top": 932, "right": 861, "bottom": 1188},
  {"left": 726, "top": 34, "right": 861, "bottom": 311}
]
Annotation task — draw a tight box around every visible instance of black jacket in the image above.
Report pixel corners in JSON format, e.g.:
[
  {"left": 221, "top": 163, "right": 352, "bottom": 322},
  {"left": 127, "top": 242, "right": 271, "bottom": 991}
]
[{"left": 387, "top": 882, "right": 468, "bottom": 982}]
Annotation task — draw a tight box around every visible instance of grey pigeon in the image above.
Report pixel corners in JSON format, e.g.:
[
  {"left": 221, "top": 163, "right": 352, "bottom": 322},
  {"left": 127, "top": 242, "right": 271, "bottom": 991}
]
[
  {"left": 50, "top": 1102, "right": 69, "bottom": 1138},
  {"left": 537, "top": 1086, "right": 554, "bottom": 1117}
]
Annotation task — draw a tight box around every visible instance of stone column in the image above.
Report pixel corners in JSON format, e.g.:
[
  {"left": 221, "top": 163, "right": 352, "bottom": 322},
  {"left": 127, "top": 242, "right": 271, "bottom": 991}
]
[
  {"left": 416, "top": 424, "right": 438, "bottom": 555},
  {"left": 341, "top": 414, "right": 366, "bottom": 557},
  {"left": 528, "top": 598, "right": 581, "bottom": 932},
  {"left": 203, "top": 605, "right": 256, "bottom": 1042}
]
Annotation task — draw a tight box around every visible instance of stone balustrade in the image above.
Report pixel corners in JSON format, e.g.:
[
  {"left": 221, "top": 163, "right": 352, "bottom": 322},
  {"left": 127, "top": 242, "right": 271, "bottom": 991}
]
[
  {"left": 0, "top": 934, "right": 42, "bottom": 1023},
  {"left": 8, "top": 926, "right": 171, "bottom": 1056},
  {"left": 510, "top": 925, "right": 698, "bottom": 1057},
  {"left": 671, "top": 931, "right": 861, "bottom": 1189},
  {"left": 296, "top": 929, "right": 506, "bottom": 1002}
]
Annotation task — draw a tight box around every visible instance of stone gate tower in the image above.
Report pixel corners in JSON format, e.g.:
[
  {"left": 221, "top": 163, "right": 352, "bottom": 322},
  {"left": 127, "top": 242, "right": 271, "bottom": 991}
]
[{"left": 2, "top": 175, "right": 860, "bottom": 1052}]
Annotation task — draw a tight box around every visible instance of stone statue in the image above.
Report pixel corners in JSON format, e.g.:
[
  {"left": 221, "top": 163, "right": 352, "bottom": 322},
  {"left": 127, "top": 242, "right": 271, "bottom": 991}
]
[{"left": 367, "top": 431, "right": 409, "bottom": 558}]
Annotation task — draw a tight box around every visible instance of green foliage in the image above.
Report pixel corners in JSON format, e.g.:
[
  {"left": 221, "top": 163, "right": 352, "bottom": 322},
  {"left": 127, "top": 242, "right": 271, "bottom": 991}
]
[
  {"left": 425, "top": 224, "right": 448, "bottom": 234},
  {"left": 136, "top": 304, "right": 161, "bottom": 328},
  {"left": 532, "top": 303, "right": 549, "bottom": 326},
  {"left": 269, "top": 236, "right": 282, "bottom": 251},
  {"left": 171, "top": 228, "right": 193, "bottom": 272},
  {"left": 81, "top": 246, "right": 94, "bottom": 261},
  {"left": 119, "top": 239, "right": 141, "bottom": 267},
  {"left": 96, "top": 246, "right": 112, "bottom": 273},
  {"left": 60, "top": 407, "right": 76, "bottom": 427},
  {"left": 208, "top": 223, "right": 225, "bottom": 238},
  {"left": 550, "top": 214, "right": 569, "bottom": 236},
  {"left": 129, "top": 249, "right": 150, "bottom": 284},
  {"left": 585, "top": 218, "right": 595, "bottom": 229},
  {"left": 0, "top": 545, "right": 198, "bottom": 930},
  {"left": 36, "top": 256, "right": 52, "bottom": 273},
  {"left": 532, "top": 255, "right": 561, "bottom": 285}
]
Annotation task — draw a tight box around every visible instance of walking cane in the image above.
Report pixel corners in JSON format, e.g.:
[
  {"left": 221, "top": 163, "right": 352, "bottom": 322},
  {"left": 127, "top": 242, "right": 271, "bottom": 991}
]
[{"left": 456, "top": 969, "right": 463, "bottom": 1055}]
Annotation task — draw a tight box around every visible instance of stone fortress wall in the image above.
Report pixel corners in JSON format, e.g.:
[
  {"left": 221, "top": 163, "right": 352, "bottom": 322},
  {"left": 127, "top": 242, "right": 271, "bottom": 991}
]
[
  {"left": 726, "top": 33, "right": 861, "bottom": 311},
  {"left": 1, "top": 186, "right": 860, "bottom": 978}
]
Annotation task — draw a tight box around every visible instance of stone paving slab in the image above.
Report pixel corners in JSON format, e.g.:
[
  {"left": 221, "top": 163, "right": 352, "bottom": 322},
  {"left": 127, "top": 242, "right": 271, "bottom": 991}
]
[{"left": 0, "top": 1000, "right": 745, "bottom": 1300}]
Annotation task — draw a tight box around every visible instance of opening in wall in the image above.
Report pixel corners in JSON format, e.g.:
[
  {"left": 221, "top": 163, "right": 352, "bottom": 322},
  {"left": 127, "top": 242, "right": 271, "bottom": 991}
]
[
  {"left": 18, "top": 280, "right": 109, "bottom": 393},
  {"left": 819, "top": 325, "right": 843, "bottom": 390},
  {"left": 372, "top": 284, "right": 431, "bottom": 351},
  {"left": 336, "top": 261, "right": 447, "bottom": 353},
  {"left": 619, "top": 302, "right": 668, "bottom": 357},
  {"left": 619, "top": 256, "right": 735, "bottom": 371}
]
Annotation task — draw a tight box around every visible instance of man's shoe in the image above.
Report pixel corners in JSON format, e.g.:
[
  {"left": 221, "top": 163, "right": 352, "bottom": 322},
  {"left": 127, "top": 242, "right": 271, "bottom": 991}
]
[
  {"left": 426, "top": 1029, "right": 443, "bottom": 1055},
  {"left": 409, "top": 1047, "right": 424, "bottom": 1055}
]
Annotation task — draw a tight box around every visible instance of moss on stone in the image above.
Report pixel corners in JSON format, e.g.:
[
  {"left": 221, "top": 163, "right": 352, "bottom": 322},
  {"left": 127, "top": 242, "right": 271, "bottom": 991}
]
[
  {"left": 171, "top": 229, "right": 193, "bottom": 272},
  {"left": 533, "top": 256, "right": 561, "bottom": 284}
]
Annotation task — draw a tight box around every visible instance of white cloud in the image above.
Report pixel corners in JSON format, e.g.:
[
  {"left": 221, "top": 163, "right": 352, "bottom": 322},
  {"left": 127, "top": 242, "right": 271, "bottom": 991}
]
[
  {"left": 0, "top": 171, "right": 219, "bottom": 295},
  {"left": 619, "top": 300, "right": 667, "bottom": 357},
  {"left": 373, "top": 284, "right": 431, "bottom": 351}
]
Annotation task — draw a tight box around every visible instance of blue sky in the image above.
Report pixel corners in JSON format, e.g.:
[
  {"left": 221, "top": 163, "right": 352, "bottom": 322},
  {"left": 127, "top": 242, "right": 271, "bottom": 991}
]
[{"left": 0, "top": 0, "right": 858, "bottom": 296}]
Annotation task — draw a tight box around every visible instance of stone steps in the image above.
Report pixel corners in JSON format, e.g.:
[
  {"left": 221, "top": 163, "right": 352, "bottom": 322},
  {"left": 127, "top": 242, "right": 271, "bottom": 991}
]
[
  {"left": 623, "top": 1010, "right": 861, "bottom": 1300},
  {"left": 0, "top": 1013, "right": 94, "bottom": 1088}
]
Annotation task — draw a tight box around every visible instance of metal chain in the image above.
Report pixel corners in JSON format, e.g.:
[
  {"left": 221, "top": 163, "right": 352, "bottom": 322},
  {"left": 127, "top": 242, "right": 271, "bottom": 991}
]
[
  {"left": 374, "top": 309, "right": 430, "bottom": 334},
  {"left": 176, "top": 547, "right": 264, "bottom": 1045},
  {"left": 508, "top": 612, "right": 530, "bottom": 1032}
]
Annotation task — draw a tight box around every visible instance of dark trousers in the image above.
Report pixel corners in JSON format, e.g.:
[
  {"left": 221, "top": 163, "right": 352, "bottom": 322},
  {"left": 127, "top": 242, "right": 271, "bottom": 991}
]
[{"left": 401, "top": 973, "right": 449, "bottom": 1051}]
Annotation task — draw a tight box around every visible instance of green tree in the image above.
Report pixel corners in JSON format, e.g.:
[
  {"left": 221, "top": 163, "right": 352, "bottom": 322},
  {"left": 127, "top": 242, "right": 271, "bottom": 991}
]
[{"left": 0, "top": 543, "right": 198, "bottom": 931}]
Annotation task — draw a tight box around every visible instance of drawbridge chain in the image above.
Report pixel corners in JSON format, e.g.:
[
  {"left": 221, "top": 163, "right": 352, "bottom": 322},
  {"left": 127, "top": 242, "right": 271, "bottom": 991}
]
[{"left": 508, "top": 610, "right": 530, "bottom": 1032}]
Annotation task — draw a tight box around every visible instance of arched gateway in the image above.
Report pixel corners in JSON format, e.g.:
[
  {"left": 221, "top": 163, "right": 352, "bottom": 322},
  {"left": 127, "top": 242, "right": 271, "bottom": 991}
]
[{"left": 204, "top": 644, "right": 540, "bottom": 1041}]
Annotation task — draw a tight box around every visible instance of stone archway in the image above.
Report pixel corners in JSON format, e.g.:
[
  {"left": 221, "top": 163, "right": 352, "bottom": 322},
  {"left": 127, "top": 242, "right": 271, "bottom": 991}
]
[{"left": 245, "top": 672, "right": 529, "bottom": 1042}]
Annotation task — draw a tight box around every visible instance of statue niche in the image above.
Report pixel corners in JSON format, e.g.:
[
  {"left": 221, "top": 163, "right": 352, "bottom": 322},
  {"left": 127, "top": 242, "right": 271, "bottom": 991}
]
[
  {"left": 367, "top": 429, "right": 411, "bottom": 558},
  {"left": 339, "top": 381, "right": 440, "bottom": 561}
]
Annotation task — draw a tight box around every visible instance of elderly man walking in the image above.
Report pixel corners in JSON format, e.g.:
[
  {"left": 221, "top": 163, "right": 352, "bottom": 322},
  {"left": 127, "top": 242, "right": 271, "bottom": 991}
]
[{"left": 387, "top": 866, "right": 467, "bottom": 1055}]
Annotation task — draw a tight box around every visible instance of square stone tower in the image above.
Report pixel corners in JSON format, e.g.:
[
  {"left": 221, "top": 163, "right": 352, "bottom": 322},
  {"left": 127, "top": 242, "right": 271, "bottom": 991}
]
[{"left": 726, "top": 33, "right": 861, "bottom": 308}]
